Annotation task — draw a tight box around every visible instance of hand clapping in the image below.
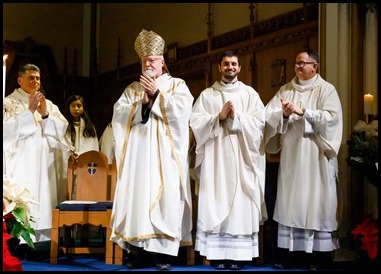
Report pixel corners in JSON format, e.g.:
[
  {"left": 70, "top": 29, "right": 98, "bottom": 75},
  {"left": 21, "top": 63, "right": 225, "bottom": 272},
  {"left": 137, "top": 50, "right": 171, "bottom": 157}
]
[
  {"left": 219, "top": 101, "right": 235, "bottom": 121},
  {"left": 281, "top": 98, "right": 303, "bottom": 117},
  {"left": 140, "top": 71, "right": 157, "bottom": 97}
]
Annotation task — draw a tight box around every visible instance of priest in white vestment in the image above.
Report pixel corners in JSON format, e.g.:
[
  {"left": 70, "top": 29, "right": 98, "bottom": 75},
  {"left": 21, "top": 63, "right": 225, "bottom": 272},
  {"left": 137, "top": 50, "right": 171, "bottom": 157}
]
[
  {"left": 3, "top": 64, "right": 70, "bottom": 243},
  {"left": 110, "top": 29, "right": 194, "bottom": 271},
  {"left": 264, "top": 49, "right": 343, "bottom": 270},
  {"left": 190, "top": 51, "right": 267, "bottom": 270}
]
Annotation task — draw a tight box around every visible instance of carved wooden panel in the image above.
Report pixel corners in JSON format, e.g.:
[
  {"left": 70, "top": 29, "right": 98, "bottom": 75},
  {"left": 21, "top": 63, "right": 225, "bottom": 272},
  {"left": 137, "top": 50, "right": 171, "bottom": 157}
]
[{"left": 271, "top": 59, "right": 286, "bottom": 87}]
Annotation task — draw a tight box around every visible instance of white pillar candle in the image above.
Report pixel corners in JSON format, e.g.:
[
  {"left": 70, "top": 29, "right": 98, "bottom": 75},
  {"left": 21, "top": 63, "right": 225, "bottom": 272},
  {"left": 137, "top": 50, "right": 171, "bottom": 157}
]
[
  {"left": 3, "top": 54, "right": 7, "bottom": 100},
  {"left": 364, "top": 93, "right": 374, "bottom": 115}
]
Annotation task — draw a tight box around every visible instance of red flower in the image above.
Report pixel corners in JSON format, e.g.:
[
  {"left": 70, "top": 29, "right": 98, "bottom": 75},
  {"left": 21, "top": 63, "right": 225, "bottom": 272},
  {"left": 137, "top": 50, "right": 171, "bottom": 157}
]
[
  {"left": 3, "top": 212, "right": 15, "bottom": 221},
  {"left": 351, "top": 215, "right": 378, "bottom": 261},
  {"left": 3, "top": 221, "right": 23, "bottom": 271}
]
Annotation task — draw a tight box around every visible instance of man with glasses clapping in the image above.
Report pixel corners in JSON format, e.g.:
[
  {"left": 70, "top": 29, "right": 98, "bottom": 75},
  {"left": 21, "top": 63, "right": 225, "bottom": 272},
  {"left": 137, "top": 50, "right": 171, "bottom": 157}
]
[{"left": 264, "top": 49, "right": 343, "bottom": 271}]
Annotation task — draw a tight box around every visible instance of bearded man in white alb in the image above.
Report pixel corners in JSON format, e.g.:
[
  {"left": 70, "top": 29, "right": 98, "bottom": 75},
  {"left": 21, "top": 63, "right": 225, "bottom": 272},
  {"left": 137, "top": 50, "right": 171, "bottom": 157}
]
[{"left": 190, "top": 50, "right": 267, "bottom": 270}]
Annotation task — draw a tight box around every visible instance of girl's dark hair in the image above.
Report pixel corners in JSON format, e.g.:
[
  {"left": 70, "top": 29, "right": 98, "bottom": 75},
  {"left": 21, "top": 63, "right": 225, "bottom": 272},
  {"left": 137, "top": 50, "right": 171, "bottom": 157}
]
[{"left": 64, "top": 95, "right": 97, "bottom": 144}]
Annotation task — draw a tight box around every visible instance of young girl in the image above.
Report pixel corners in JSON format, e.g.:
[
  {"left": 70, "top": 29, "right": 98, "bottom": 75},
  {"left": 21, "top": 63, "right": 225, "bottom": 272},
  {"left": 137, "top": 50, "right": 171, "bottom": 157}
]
[
  {"left": 64, "top": 95, "right": 99, "bottom": 157},
  {"left": 62, "top": 95, "right": 100, "bottom": 246}
]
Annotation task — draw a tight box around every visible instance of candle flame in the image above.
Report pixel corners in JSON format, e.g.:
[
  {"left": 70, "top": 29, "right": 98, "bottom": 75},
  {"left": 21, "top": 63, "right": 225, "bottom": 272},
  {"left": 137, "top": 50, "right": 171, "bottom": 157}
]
[{"left": 3, "top": 54, "right": 8, "bottom": 62}]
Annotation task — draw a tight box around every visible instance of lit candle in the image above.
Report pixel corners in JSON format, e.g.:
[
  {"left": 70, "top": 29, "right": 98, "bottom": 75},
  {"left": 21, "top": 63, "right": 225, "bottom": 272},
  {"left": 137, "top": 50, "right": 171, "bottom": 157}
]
[
  {"left": 364, "top": 93, "right": 374, "bottom": 115},
  {"left": 3, "top": 54, "right": 7, "bottom": 100}
]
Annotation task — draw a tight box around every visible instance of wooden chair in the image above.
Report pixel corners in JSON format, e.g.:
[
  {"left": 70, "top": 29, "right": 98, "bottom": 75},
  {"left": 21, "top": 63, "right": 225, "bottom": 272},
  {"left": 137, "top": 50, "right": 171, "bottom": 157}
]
[{"left": 50, "top": 150, "right": 123, "bottom": 264}]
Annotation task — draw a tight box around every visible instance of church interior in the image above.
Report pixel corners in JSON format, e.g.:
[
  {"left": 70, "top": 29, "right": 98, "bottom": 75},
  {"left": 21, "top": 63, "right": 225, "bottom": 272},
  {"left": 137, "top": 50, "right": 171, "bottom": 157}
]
[{"left": 3, "top": 3, "right": 378, "bottom": 269}]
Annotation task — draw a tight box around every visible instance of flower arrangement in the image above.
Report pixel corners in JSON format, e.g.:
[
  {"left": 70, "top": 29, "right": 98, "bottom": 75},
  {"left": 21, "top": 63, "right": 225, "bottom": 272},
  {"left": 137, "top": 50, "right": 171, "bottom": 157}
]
[
  {"left": 3, "top": 175, "right": 39, "bottom": 249},
  {"left": 347, "top": 119, "right": 378, "bottom": 187},
  {"left": 351, "top": 215, "right": 378, "bottom": 262},
  {"left": 348, "top": 119, "right": 379, "bottom": 265},
  {"left": 3, "top": 222, "right": 23, "bottom": 271}
]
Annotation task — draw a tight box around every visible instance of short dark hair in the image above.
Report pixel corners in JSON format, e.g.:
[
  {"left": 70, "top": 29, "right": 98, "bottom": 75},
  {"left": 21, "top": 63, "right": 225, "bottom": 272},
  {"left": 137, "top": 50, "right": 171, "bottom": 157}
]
[
  {"left": 218, "top": 50, "right": 240, "bottom": 65},
  {"left": 300, "top": 48, "right": 320, "bottom": 63}
]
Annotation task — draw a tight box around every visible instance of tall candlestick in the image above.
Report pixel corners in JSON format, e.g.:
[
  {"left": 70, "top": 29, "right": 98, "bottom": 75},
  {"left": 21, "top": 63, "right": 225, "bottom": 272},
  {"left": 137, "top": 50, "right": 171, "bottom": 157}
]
[
  {"left": 3, "top": 54, "right": 7, "bottom": 100},
  {"left": 364, "top": 93, "right": 373, "bottom": 115}
]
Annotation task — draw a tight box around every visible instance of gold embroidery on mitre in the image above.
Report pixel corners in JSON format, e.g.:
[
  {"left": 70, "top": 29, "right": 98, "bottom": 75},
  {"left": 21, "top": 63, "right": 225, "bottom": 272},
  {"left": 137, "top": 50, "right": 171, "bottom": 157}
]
[{"left": 134, "top": 29, "right": 165, "bottom": 58}]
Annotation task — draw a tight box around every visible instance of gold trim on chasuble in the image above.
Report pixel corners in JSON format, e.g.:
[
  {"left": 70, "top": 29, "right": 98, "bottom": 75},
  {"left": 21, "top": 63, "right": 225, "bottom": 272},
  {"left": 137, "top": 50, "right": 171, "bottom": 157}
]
[{"left": 115, "top": 83, "right": 187, "bottom": 243}]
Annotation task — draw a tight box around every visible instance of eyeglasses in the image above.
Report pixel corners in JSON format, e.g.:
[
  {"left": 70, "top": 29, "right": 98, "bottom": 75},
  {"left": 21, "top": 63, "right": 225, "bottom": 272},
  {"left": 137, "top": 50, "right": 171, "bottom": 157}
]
[
  {"left": 141, "top": 58, "right": 162, "bottom": 65},
  {"left": 294, "top": 61, "right": 316, "bottom": 68}
]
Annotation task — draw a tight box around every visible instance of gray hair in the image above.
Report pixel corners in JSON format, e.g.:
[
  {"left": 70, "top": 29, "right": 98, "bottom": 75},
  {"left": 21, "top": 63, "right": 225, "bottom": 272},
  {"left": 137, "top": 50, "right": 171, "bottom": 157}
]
[{"left": 18, "top": 63, "right": 40, "bottom": 77}]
